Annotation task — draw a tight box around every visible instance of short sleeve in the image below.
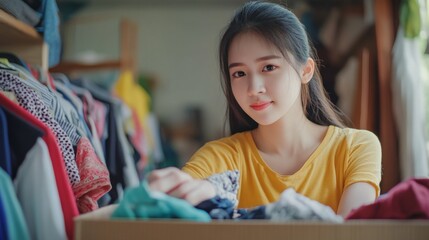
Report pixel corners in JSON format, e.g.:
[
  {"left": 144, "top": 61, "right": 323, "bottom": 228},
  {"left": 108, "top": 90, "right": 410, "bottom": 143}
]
[
  {"left": 182, "top": 140, "right": 240, "bottom": 180},
  {"left": 344, "top": 130, "right": 382, "bottom": 197}
]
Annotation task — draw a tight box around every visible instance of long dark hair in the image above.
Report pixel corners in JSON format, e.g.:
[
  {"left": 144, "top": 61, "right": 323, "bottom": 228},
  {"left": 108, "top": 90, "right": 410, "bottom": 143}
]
[{"left": 219, "top": 1, "right": 347, "bottom": 135}]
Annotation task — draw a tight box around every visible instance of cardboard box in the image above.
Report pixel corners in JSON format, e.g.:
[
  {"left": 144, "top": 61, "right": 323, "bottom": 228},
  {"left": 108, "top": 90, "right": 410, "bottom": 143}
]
[{"left": 75, "top": 205, "right": 429, "bottom": 240}]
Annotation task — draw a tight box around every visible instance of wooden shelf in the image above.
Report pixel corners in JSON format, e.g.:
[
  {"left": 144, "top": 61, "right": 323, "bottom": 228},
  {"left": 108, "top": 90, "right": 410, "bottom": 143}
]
[
  {"left": 0, "top": 9, "right": 48, "bottom": 70},
  {"left": 49, "top": 60, "right": 122, "bottom": 73},
  {"left": 0, "top": 9, "right": 43, "bottom": 45},
  {"left": 55, "top": 18, "right": 137, "bottom": 75}
]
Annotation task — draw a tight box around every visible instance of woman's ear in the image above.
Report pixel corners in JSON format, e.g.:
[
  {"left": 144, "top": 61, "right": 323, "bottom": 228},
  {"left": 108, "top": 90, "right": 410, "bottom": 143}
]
[{"left": 301, "top": 58, "right": 315, "bottom": 84}]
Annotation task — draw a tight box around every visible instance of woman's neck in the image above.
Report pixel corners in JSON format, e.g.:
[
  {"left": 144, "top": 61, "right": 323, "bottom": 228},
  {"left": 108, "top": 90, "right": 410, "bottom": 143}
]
[{"left": 251, "top": 113, "right": 325, "bottom": 159}]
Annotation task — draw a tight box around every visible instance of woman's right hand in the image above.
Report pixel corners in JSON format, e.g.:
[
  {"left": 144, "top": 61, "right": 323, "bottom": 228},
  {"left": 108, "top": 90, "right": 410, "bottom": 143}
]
[{"left": 147, "top": 167, "right": 216, "bottom": 205}]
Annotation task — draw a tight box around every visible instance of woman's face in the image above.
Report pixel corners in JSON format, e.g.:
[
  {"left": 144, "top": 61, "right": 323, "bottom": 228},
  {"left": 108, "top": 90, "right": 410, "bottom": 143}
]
[{"left": 228, "top": 32, "right": 305, "bottom": 126}]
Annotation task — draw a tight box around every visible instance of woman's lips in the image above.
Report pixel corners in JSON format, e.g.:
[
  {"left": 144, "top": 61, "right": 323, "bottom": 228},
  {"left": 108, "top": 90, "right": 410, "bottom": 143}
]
[{"left": 250, "top": 101, "right": 272, "bottom": 111}]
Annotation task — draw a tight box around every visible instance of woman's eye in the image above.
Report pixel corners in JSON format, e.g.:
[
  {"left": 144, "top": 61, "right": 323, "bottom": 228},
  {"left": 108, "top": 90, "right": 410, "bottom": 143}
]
[
  {"left": 232, "top": 71, "right": 246, "bottom": 78},
  {"left": 263, "top": 65, "right": 277, "bottom": 72}
]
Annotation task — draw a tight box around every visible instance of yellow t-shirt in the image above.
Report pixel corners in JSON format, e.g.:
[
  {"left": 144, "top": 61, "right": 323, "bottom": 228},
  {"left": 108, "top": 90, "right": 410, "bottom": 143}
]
[{"left": 182, "top": 125, "right": 382, "bottom": 212}]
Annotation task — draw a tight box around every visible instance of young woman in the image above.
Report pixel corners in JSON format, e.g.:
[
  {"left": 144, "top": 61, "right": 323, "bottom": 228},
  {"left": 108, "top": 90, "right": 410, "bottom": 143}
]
[{"left": 148, "top": 1, "right": 381, "bottom": 217}]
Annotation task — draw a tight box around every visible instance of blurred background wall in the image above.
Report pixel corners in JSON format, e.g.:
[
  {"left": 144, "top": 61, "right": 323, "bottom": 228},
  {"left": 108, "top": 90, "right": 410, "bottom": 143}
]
[{"left": 61, "top": 3, "right": 239, "bottom": 142}]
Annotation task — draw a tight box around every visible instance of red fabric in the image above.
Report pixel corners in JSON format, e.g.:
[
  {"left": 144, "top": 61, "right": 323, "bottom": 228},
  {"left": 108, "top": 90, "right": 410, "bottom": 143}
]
[
  {"left": 29, "top": 66, "right": 39, "bottom": 80},
  {"left": 28, "top": 65, "right": 56, "bottom": 90},
  {"left": 131, "top": 110, "right": 147, "bottom": 170},
  {"left": 92, "top": 99, "right": 107, "bottom": 139},
  {"left": 47, "top": 73, "right": 56, "bottom": 91},
  {"left": 73, "top": 137, "right": 112, "bottom": 213},
  {"left": 0, "top": 94, "right": 78, "bottom": 240},
  {"left": 346, "top": 178, "right": 429, "bottom": 220}
]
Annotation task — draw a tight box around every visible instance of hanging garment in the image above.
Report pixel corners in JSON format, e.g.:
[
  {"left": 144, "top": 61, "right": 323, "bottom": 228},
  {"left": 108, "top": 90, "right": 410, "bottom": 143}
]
[
  {"left": 129, "top": 110, "right": 146, "bottom": 170},
  {"left": 2, "top": 106, "right": 44, "bottom": 179},
  {"left": 114, "top": 70, "right": 152, "bottom": 168},
  {"left": 0, "top": 70, "right": 80, "bottom": 186},
  {"left": 54, "top": 81, "right": 94, "bottom": 142},
  {"left": 114, "top": 102, "right": 139, "bottom": 187},
  {"left": 111, "top": 181, "right": 211, "bottom": 222},
  {"left": 73, "top": 137, "right": 111, "bottom": 213},
  {"left": 92, "top": 99, "right": 108, "bottom": 141},
  {"left": 146, "top": 113, "right": 165, "bottom": 166},
  {"left": 53, "top": 74, "right": 107, "bottom": 165},
  {"left": 0, "top": 107, "right": 11, "bottom": 176},
  {"left": 72, "top": 80, "right": 128, "bottom": 203},
  {"left": 346, "top": 178, "right": 429, "bottom": 219},
  {"left": 35, "top": 0, "right": 61, "bottom": 66},
  {"left": 0, "top": 94, "right": 78, "bottom": 240},
  {"left": 28, "top": 65, "right": 56, "bottom": 91},
  {"left": 113, "top": 70, "right": 151, "bottom": 132},
  {"left": 0, "top": 192, "right": 9, "bottom": 240},
  {"left": 14, "top": 138, "right": 66, "bottom": 240},
  {"left": 56, "top": 79, "right": 106, "bottom": 174},
  {"left": 0, "top": 168, "right": 30, "bottom": 240},
  {"left": 391, "top": 27, "right": 428, "bottom": 180}
]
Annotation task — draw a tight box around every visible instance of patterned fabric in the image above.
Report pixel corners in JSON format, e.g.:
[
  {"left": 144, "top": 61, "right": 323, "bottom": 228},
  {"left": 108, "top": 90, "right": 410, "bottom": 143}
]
[
  {"left": 206, "top": 170, "right": 240, "bottom": 207},
  {"left": 74, "top": 137, "right": 111, "bottom": 213},
  {"left": 1, "top": 63, "right": 82, "bottom": 145},
  {"left": 195, "top": 196, "right": 235, "bottom": 219},
  {"left": 0, "top": 70, "right": 80, "bottom": 186}
]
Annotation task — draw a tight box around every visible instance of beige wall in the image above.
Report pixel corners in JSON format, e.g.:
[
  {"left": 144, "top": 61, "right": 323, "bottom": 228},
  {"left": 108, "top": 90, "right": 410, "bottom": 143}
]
[{"left": 63, "top": 5, "right": 239, "bottom": 140}]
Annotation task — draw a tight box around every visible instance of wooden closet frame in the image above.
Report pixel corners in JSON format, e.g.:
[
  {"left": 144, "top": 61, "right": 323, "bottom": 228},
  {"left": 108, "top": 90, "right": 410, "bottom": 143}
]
[
  {"left": 373, "top": 0, "right": 400, "bottom": 193},
  {"left": 322, "top": 0, "right": 400, "bottom": 193},
  {"left": 49, "top": 18, "right": 138, "bottom": 75}
]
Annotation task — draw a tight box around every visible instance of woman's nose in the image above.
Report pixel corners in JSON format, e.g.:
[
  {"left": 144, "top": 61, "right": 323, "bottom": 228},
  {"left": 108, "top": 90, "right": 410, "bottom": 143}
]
[{"left": 248, "top": 74, "right": 266, "bottom": 96}]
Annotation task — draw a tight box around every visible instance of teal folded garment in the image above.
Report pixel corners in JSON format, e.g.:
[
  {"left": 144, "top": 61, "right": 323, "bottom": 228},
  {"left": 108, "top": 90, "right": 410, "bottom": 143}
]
[{"left": 111, "top": 181, "right": 211, "bottom": 222}]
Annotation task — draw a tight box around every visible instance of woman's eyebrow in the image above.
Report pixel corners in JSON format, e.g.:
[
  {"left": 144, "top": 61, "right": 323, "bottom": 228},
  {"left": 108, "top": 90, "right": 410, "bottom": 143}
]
[
  {"left": 228, "top": 55, "right": 282, "bottom": 69},
  {"left": 256, "top": 55, "right": 282, "bottom": 62}
]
